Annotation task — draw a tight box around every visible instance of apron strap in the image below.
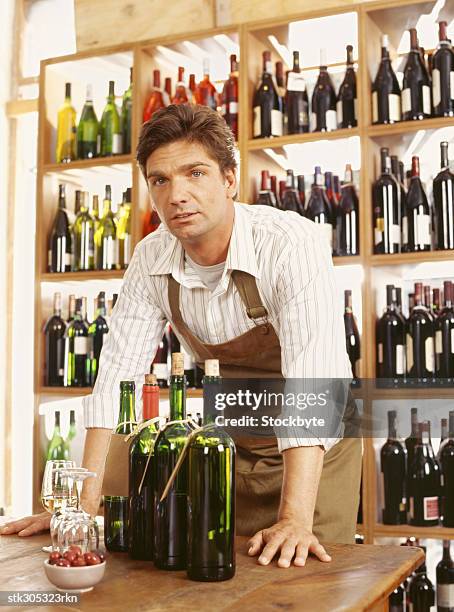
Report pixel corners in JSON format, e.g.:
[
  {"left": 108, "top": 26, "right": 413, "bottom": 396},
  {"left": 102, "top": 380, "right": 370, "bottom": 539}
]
[{"left": 231, "top": 270, "right": 268, "bottom": 320}]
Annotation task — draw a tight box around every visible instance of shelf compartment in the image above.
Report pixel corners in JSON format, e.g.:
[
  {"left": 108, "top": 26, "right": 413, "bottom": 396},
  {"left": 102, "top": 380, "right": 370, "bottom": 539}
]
[
  {"left": 367, "top": 116, "right": 454, "bottom": 138},
  {"left": 248, "top": 128, "right": 360, "bottom": 151},
  {"left": 374, "top": 523, "right": 454, "bottom": 540},
  {"left": 43, "top": 155, "right": 133, "bottom": 174}
]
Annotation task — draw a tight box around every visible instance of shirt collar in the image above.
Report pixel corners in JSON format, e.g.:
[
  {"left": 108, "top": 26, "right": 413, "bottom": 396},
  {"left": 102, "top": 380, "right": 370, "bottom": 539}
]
[{"left": 147, "top": 202, "right": 260, "bottom": 287}]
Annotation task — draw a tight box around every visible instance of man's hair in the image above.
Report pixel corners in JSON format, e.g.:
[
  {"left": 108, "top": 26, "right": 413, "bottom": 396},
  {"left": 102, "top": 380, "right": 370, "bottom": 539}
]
[{"left": 136, "top": 104, "right": 238, "bottom": 179}]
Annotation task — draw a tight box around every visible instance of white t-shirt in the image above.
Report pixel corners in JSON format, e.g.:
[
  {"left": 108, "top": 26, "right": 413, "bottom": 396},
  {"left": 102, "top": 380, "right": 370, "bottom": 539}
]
[{"left": 185, "top": 254, "right": 226, "bottom": 292}]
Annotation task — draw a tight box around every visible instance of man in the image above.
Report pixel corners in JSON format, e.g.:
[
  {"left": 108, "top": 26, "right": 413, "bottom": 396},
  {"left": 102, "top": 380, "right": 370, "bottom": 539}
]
[{"left": 1, "top": 105, "right": 361, "bottom": 568}]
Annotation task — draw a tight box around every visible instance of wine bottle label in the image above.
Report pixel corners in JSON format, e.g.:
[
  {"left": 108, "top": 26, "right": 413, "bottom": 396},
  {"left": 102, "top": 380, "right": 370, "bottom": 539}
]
[
  {"left": 432, "top": 68, "right": 441, "bottom": 108},
  {"left": 253, "top": 106, "right": 261, "bottom": 137},
  {"left": 437, "top": 584, "right": 454, "bottom": 608},
  {"left": 74, "top": 336, "right": 88, "bottom": 355},
  {"left": 287, "top": 72, "right": 307, "bottom": 92},
  {"left": 435, "top": 330, "right": 443, "bottom": 354},
  {"left": 402, "top": 216, "right": 408, "bottom": 246},
  {"left": 112, "top": 133, "right": 123, "bottom": 155},
  {"left": 389, "top": 94, "right": 401, "bottom": 122},
  {"left": 374, "top": 227, "right": 383, "bottom": 246},
  {"left": 406, "top": 333, "right": 414, "bottom": 373},
  {"left": 378, "top": 343, "right": 383, "bottom": 364},
  {"left": 422, "top": 85, "right": 431, "bottom": 115},
  {"left": 396, "top": 344, "right": 404, "bottom": 375},
  {"left": 336, "top": 100, "right": 343, "bottom": 127},
  {"left": 325, "top": 110, "right": 337, "bottom": 131},
  {"left": 423, "top": 496, "right": 439, "bottom": 520},
  {"left": 402, "top": 88, "right": 411, "bottom": 114},
  {"left": 416, "top": 214, "right": 431, "bottom": 247},
  {"left": 152, "top": 363, "right": 168, "bottom": 380},
  {"left": 391, "top": 223, "right": 400, "bottom": 246},
  {"left": 425, "top": 336, "right": 435, "bottom": 373},
  {"left": 271, "top": 109, "right": 283, "bottom": 136},
  {"left": 228, "top": 101, "right": 238, "bottom": 114},
  {"left": 102, "top": 236, "right": 116, "bottom": 268},
  {"left": 372, "top": 92, "right": 378, "bottom": 123}
]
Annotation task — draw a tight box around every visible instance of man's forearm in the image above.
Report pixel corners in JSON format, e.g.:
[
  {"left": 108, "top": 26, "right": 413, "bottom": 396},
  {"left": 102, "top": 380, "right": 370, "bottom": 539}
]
[
  {"left": 279, "top": 446, "right": 325, "bottom": 530},
  {"left": 80, "top": 428, "right": 112, "bottom": 516}
]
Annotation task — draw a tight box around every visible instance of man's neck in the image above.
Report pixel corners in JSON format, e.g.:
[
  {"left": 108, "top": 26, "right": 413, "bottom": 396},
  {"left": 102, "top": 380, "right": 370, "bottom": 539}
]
[{"left": 181, "top": 207, "right": 234, "bottom": 266}]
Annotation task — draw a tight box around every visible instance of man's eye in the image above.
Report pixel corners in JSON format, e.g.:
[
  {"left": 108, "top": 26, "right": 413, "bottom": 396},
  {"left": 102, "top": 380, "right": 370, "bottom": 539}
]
[
  {"left": 191, "top": 170, "right": 204, "bottom": 178},
  {"left": 152, "top": 177, "right": 166, "bottom": 186}
]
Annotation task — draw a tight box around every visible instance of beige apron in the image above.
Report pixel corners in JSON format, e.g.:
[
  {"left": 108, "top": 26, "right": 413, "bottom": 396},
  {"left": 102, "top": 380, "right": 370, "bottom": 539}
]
[{"left": 168, "top": 271, "right": 362, "bottom": 544}]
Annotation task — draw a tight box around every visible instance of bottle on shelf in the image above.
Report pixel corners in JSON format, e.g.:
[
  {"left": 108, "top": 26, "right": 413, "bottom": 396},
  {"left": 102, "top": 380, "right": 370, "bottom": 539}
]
[
  {"left": 104, "top": 380, "right": 137, "bottom": 552},
  {"left": 48, "top": 184, "right": 72, "bottom": 273},
  {"left": 67, "top": 294, "right": 76, "bottom": 323},
  {"left": 337, "top": 45, "right": 357, "bottom": 129},
  {"left": 172, "top": 67, "right": 189, "bottom": 105},
  {"left": 407, "top": 421, "right": 441, "bottom": 526},
  {"left": 390, "top": 155, "right": 408, "bottom": 252},
  {"left": 433, "top": 141, "right": 454, "bottom": 251},
  {"left": 99, "top": 81, "right": 123, "bottom": 157},
  {"left": 56, "top": 82, "right": 76, "bottom": 163},
  {"left": 46, "top": 412, "right": 69, "bottom": 461},
  {"left": 151, "top": 327, "right": 169, "bottom": 388},
  {"left": 432, "top": 21, "right": 454, "bottom": 118},
  {"left": 153, "top": 353, "right": 193, "bottom": 569},
  {"left": 306, "top": 166, "right": 333, "bottom": 250},
  {"left": 406, "top": 156, "right": 431, "bottom": 252},
  {"left": 68, "top": 409, "right": 76, "bottom": 444},
  {"left": 63, "top": 297, "right": 90, "bottom": 387},
  {"left": 402, "top": 28, "right": 431, "bottom": 121},
  {"left": 270, "top": 175, "right": 281, "bottom": 209},
  {"left": 405, "top": 407, "right": 419, "bottom": 470},
  {"left": 188, "top": 74, "right": 197, "bottom": 104},
  {"left": 388, "top": 584, "right": 404, "bottom": 612},
  {"left": 72, "top": 191, "right": 95, "bottom": 272},
  {"left": 381, "top": 410, "right": 407, "bottom": 525},
  {"left": 275, "top": 61, "right": 287, "bottom": 135},
  {"left": 406, "top": 550, "right": 435, "bottom": 611},
  {"left": 376, "top": 285, "right": 405, "bottom": 380},
  {"left": 221, "top": 54, "right": 239, "bottom": 140},
  {"left": 440, "top": 411, "right": 454, "bottom": 527},
  {"left": 297, "top": 175, "right": 306, "bottom": 211},
  {"left": 128, "top": 374, "right": 160, "bottom": 560},
  {"left": 143, "top": 69, "right": 168, "bottom": 123},
  {"left": 187, "top": 359, "right": 236, "bottom": 582},
  {"left": 121, "top": 68, "right": 133, "bottom": 155},
  {"left": 195, "top": 58, "right": 217, "bottom": 111},
  {"left": 164, "top": 77, "right": 172, "bottom": 100},
  {"left": 336, "top": 164, "right": 359, "bottom": 256},
  {"left": 437, "top": 540, "right": 454, "bottom": 612},
  {"left": 94, "top": 185, "right": 117, "bottom": 270},
  {"left": 371, "top": 35, "right": 401, "bottom": 125},
  {"left": 88, "top": 291, "right": 109, "bottom": 386},
  {"left": 117, "top": 187, "right": 132, "bottom": 269},
  {"left": 372, "top": 148, "right": 400, "bottom": 254},
  {"left": 285, "top": 50, "right": 309, "bottom": 134},
  {"left": 435, "top": 281, "right": 454, "bottom": 379},
  {"left": 433, "top": 288, "right": 442, "bottom": 317},
  {"left": 406, "top": 282, "right": 435, "bottom": 380},
  {"left": 343, "top": 290, "right": 361, "bottom": 380},
  {"left": 311, "top": 48, "right": 337, "bottom": 132},
  {"left": 91, "top": 194, "right": 100, "bottom": 230},
  {"left": 256, "top": 170, "right": 278, "bottom": 207},
  {"left": 252, "top": 51, "right": 283, "bottom": 139},
  {"left": 44, "top": 292, "right": 66, "bottom": 387},
  {"left": 77, "top": 84, "right": 99, "bottom": 159},
  {"left": 281, "top": 169, "right": 304, "bottom": 215}
]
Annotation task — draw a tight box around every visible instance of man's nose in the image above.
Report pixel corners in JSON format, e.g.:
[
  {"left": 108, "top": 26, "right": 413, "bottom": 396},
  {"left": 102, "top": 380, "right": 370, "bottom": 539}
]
[{"left": 168, "top": 177, "right": 189, "bottom": 205}]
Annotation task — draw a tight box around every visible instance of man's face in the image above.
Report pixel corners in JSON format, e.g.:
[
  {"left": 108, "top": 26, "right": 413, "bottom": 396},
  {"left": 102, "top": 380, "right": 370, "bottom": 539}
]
[{"left": 145, "top": 139, "right": 236, "bottom": 243}]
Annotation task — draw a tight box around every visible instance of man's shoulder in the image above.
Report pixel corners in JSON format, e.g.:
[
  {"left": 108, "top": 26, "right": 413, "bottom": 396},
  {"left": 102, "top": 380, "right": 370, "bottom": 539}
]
[{"left": 135, "top": 223, "right": 173, "bottom": 255}]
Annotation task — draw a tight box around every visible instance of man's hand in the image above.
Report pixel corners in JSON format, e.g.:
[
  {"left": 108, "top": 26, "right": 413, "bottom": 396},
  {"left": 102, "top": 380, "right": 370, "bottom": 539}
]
[
  {"left": 247, "top": 518, "right": 331, "bottom": 568},
  {"left": 0, "top": 512, "right": 51, "bottom": 537}
]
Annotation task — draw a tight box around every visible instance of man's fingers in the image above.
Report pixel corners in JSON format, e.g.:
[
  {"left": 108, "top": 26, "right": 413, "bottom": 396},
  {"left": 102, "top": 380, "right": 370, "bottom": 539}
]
[
  {"left": 258, "top": 533, "right": 285, "bottom": 565},
  {"left": 0, "top": 517, "right": 33, "bottom": 535},
  {"left": 294, "top": 542, "right": 309, "bottom": 566},
  {"left": 247, "top": 531, "right": 264, "bottom": 556},
  {"left": 310, "top": 542, "right": 332, "bottom": 563},
  {"left": 277, "top": 539, "right": 297, "bottom": 568}
]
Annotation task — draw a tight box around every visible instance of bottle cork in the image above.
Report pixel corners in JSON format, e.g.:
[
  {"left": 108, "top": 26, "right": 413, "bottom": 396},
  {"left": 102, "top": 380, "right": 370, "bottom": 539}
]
[
  {"left": 205, "top": 359, "right": 220, "bottom": 377},
  {"left": 145, "top": 373, "right": 158, "bottom": 385},
  {"left": 171, "top": 352, "right": 184, "bottom": 376}
]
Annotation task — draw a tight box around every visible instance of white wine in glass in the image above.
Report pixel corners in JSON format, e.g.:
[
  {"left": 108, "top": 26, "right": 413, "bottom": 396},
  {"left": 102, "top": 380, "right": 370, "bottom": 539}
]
[{"left": 41, "top": 459, "right": 75, "bottom": 552}]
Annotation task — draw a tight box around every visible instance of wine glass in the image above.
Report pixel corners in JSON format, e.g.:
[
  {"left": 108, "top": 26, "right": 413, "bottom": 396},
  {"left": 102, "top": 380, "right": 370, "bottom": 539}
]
[
  {"left": 41, "top": 460, "right": 76, "bottom": 552},
  {"left": 56, "top": 470, "right": 99, "bottom": 554},
  {"left": 51, "top": 467, "right": 88, "bottom": 551}
]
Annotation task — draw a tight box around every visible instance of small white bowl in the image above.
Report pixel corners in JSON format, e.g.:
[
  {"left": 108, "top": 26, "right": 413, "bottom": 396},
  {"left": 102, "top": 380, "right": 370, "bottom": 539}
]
[{"left": 43, "top": 560, "right": 106, "bottom": 593}]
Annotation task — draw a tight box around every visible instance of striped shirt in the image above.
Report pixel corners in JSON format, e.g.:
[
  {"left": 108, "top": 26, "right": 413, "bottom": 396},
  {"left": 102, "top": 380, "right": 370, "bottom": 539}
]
[{"left": 83, "top": 202, "right": 352, "bottom": 451}]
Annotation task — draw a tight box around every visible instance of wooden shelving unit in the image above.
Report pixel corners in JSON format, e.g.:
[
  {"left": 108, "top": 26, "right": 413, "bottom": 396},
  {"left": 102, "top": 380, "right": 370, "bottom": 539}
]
[{"left": 34, "top": 0, "right": 454, "bottom": 541}]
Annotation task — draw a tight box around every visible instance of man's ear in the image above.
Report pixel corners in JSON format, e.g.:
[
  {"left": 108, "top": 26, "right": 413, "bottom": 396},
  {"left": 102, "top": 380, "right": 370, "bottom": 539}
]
[{"left": 224, "top": 168, "right": 237, "bottom": 199}]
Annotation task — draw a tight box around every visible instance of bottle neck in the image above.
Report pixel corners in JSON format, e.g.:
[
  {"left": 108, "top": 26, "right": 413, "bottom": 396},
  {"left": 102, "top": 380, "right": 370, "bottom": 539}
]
[
  {"left": 388, "top": 412, "right": 397, "bottom": 440},
  {"left": 143, "top": 384, "right": 160, "bottom": 420},
  {"left": 117, "top": 389, "right": 136, "bottom": 432},
  {"left": 169, "top": 375, "right": 186, "bottom": 420},
  {"left": 442, "top": 540, "right": 452, "bottom": 562},
  {"left": 440, "top": 143, "right": 449, "bottom": 170}
]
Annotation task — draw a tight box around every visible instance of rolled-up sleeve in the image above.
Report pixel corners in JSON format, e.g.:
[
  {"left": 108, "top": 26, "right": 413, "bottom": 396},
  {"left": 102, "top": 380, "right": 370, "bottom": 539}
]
[
  {"left": 83, "top": 243, "right": 167, "bottom": 429},
  {"left": 274, "top": 227, "right": 353, "bottom": 453}
]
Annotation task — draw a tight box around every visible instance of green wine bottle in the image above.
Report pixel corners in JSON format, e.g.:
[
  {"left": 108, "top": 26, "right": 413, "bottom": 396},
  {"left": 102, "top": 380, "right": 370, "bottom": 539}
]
[
  {"left": 46, "top": 411, "right": 69, "bottom": 461},
  {"left": 68, "top": 410, "right": 76, "bottom": 442},
  {"left": 99, "top": 81, "right": 122, "bottom": 157},
  {"left": 187, "top": 359, "right": 236, "bottom": 581},
  {"left": 104, "top": 380, "right": 137, "bottom": 552},
  {"left": 129, "top": 374, "right": 160, "bottom": 560},
  {"left": 88, "top": 291, "right": 109, "bottom": 385},
  {"left": 121, "top": 68, "right": 133, "bottom": 155},
  {"left": 94, "top": 185, "right": 117, "bottom": 270},
  {"left": 56, "top": 83, "right": 76, "bottom": 163},
  {"left": 72, "top": 191, "right": 95, "bottom": 271},
  {"left": 153, "top": 352, "right": 192, "bottom": 570},
  {"left": 77, "top": 84, "right": 99, "bottom": 159},
  {"left": 117, "top": 187, "right": 131, "bottom": 269},
  {"left": 91, "top": 194, "right": 100, "bottom": 230},
  {"left": 63, "top": 298, "right": 90, "bottom": 387}
]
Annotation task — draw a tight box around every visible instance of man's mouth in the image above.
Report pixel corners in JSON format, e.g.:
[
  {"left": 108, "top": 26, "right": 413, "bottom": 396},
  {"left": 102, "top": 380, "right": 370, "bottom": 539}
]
[{"left": 173, "top": 212, "right": 197, "bottom": 219}]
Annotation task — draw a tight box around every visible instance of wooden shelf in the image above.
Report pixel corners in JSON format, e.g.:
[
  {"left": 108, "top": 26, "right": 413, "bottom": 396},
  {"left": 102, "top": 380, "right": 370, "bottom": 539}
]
[
  {"left": 333, "top": 255, "right": 363, "bottom": 267},
  {"left": 37, "top": 386, "right": 204, "bottom": 399},
  {"left": 40, "top": 270, "right": 126, "bottom": 282},
  {"left": 369, "top": 250, "right": 454, "bottom": 267},
  {"left": 247, "top": 127, "right": 360, "bottom": 151},
  {"left": 370, "top": 386, "right": 454, "bottom": 400},
  {"left": 374, "top": 524, "right": 454, "bottom": 540},
  {"left": 367, "top": 116, "right": 454, "bottom": 138},
  {"left": 43, "top": 154, "right": 133, "bottom": 173}
]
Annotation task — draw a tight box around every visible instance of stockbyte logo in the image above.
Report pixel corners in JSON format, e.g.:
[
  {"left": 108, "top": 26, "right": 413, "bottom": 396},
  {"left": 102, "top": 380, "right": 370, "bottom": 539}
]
[{"left": 214, "top": 389, "right": 329, "bottom": 411}]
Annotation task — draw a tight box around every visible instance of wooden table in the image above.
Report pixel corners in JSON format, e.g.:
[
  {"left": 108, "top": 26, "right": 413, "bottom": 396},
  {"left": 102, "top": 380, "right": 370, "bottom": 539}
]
[{"left": 0, "top": 533, "right": 423, "bottom": 612}]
